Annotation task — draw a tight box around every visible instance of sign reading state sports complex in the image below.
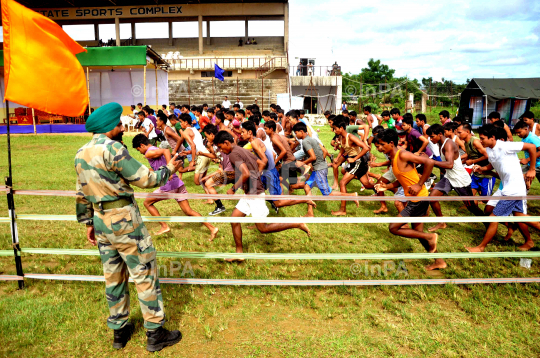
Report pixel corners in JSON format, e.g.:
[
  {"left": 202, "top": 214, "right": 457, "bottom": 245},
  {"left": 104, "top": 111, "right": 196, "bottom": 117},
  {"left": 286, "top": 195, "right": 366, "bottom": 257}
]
[
  {"left": 32, "top": 3, "right": 284, "bottom": 20},
  {"left": 33, "top": 6, "right": 183, "bottom": 19}
]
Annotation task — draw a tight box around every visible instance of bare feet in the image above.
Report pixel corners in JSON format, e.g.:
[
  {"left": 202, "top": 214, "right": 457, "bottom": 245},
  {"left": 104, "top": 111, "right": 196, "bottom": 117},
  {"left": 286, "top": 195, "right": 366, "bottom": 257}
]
[
  {"left": 353, "top": 192, "right": 359, "bottom": 207},
  {"left": 428, "top": 222, "right": 447, "bottom": 232},
  {"left": 504, "top": 226, "right": 515, "bottom": 241},
  {"left": 299, "top": 223, "right": 311, "bottom": 237},
  {"left": 373, "top": 207, "right": 388, "bottom": 214},
  {"left": 246, "top": 225, "right": 256, "bottom": 230},
  {"left": 331, "top": 184, "right": 339, "bottom": 191},
  {"left": 224, "top": 257, "right": 245, "bottom": 263},
  {"left": 209, "top": 227, "right": 219, "bottom": 242},
  {"left": 425, "top": 259, "right": 447, "bottom": 271},
  {"left": 155, "top": 227, "right": 171, "bottom": 236},
  {"left": 206, "top": 200, "right": 214, "bottom": 205},
  {"left": 518, "top": 241, "right": 535, "bottom": 251},
  {"left": 465, "top": 246, "right": 485, "bottom": 253},
  {"left": 307, "top": 200, "right": 317, "bottom": 208},
  {"left": 426, "top": 233, "right": 438, "bottom": 253},
  {"left": 331, "top": 211, "right": 347, "bottom": 216}
]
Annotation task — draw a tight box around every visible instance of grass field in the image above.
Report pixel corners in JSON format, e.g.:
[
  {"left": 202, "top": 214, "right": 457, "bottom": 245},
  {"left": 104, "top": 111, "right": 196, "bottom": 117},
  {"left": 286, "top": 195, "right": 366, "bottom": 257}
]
[{"left": 1, "top": 121, "right": 540, "bottom": 357}]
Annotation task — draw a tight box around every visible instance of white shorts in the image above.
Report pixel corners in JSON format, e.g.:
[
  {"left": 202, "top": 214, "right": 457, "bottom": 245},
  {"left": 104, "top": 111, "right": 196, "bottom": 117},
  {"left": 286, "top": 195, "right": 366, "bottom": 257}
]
[
  {"left": 395, "top": 186, "right": 408, "bottom": 203},
  {"left": 235, "top": 194, "right": 269, "bottom": 217},
  {"left": 486, "top": 189, "right": 502, "bottom": 208},
  {"left": 382, "top": 167, "right": 396, "bottom": 182}
]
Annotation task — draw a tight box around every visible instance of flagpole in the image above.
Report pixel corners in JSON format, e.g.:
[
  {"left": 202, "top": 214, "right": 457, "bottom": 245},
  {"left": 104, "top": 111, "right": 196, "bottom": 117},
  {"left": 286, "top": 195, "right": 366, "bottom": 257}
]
[{"left": 5, "top": 100, "right": 24, "bottom": 289}]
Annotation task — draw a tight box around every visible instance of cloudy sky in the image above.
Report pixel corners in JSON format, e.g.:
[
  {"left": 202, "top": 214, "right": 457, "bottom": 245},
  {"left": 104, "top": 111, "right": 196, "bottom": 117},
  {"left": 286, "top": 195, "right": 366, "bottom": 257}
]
[
  {"left": 8, "top": 0, "right": 539, "bottom": 84},
  {"left": 289, "top": 0, "right": 540, "bottom": 83}
]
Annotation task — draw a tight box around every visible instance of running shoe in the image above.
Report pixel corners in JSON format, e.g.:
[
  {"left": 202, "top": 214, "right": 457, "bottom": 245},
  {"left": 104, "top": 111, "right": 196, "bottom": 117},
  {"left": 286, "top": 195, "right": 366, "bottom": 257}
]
[
  {"left": 270, "top": 201, "right": 279, "bottom": 214},
  {"left": 209, "top": 206, "right": 226, "bottom": 216}
]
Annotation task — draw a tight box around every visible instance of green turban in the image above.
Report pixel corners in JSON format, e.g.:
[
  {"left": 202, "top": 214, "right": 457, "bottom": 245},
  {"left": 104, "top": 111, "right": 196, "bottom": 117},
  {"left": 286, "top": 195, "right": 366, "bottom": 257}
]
[{"left": 85, "top": 102, "right": 123, "bottom": 133}]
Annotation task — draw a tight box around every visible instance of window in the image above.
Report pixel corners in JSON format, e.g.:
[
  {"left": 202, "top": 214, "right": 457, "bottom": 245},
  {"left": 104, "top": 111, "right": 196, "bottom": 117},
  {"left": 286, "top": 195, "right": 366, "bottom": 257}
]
[
  {"left": 248, "top": 20, "right": 284, "bottom": 37},
  {"left": 173, "top": 21, "right": 207, "bottom": 38},
  {"left": 202, "top": 71, "right": 232, "bottom": 78},
  {"left": 135, "top": 22, "right": 168, "bottom": 39},
  {"left": 62, "top": 24, "right": 95, "bottom": 41},
  {"left": 210, "top": 21, "right": 245, "bottom": 38},
  {"left": 98, "top": 24, "right": 132, "bottom": 41}
]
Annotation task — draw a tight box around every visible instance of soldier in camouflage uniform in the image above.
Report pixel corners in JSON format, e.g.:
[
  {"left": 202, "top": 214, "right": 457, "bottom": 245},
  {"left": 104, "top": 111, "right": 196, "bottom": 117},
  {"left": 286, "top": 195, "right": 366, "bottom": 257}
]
[{"left": 75, "top": 102, "right": 183, "bottom": 352}]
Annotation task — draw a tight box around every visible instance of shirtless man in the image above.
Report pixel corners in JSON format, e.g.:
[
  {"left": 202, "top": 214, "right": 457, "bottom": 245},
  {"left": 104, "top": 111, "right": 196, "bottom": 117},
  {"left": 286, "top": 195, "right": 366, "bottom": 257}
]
[
  {"left": 522, "top": 111, "right": 540, "bottom": 137},
  {"left": 241, "top": 121, "right": 316, "bottom": 213},
  {"left": 264, "top": 120, "right": 304, "bottom": 193},
  {"left": 331, "top": 118, "right": 372, "bottom": 216},
  {"left": 426, "top": 124, "right": 485, "bottom": 232},
  {"left": 488, "top": 111, "right": 513, "bottom": 141},
  {"left": 457, "top": 123, "right": 495, "bottom": 202},
  {"left": 293, "top": 122, "right": 357, "bottom": 217},
  {"left": 375, "top": 129, "right": 445, "bottom": 270},
  {"left": 178, "top": 113, "right": 211, "bottom": 186},
  {"left": 200, "top": 124, "right": 236, "bottom": 215}
]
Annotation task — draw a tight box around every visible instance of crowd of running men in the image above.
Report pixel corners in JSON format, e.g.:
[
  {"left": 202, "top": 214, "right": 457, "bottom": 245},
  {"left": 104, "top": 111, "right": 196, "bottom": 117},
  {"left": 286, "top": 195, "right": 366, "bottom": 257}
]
[{"left": 131, "top": 101, "right": 540, "bottom": 268}]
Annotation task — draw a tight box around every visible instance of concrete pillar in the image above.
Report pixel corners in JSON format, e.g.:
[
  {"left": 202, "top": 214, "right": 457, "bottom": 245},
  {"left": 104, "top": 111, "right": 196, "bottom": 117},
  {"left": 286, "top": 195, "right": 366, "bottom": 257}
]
[
  {"left": 115, "top": 17, "right": 120, "bottom": 46},
  {"left": 131, "top": 22, "right": 136, "bottom": 45},
  {"left": 245, "top": 18, "right": 248, "bottom": 42},
  {"left": 421, "top": 91, "right": 428, "bottom": 113},
  {"left": 284, "top": 3, "right": 289, "bottom": 52},
  {"left": 206, "top": 20, "right": 211, "bottom": 46},
  {"left": 198, "top": 15, "right": 203, "bottom": 55},
  {"left": 168, "top": 21, "right": 173, "bottom": 46},
  {"left": 94, "top": 23, "right": 99, "bottom": 42}
]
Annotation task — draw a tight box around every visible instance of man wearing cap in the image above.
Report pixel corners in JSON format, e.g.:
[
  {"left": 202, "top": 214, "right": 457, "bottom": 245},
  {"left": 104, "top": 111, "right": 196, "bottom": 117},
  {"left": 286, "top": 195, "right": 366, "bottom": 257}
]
[{"left": 74, "top": 102, "right": 183, "bottom": 352}]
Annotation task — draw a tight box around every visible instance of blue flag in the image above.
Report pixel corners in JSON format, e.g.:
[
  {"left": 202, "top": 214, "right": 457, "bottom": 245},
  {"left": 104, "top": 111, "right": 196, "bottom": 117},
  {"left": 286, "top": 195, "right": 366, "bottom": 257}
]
[{"left": 214, "top": 64, "right": 225, "bottom": 81}]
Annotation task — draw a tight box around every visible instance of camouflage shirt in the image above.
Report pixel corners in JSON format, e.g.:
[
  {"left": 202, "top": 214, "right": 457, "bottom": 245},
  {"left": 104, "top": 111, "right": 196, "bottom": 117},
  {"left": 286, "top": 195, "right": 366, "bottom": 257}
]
[{"left": 75, "top": 134, "right": 174, "bottom": 225}]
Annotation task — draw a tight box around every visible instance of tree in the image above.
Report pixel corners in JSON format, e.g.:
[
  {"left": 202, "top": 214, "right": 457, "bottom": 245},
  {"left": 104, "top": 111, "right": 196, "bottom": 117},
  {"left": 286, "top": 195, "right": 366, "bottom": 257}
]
[{"left": 360, "top": 59, "right": 396, "bottom": 84}]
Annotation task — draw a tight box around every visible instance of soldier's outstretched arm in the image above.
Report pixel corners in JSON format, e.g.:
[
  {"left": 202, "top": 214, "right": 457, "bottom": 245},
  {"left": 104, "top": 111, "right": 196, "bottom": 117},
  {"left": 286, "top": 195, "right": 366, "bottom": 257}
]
[{"left": 109, "top": 143, "right": 177, "bottom": 189}]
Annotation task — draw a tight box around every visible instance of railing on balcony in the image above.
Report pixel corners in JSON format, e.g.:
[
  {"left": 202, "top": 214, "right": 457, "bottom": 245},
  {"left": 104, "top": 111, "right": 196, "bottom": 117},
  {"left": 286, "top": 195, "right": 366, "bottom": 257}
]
[
  {"left": 256, "top": 56, "right": 291, "bottom": 78},
  {"left": 168, "top": 57, "right": 288, "bottom": 71},
  {"left": 290, "top": 65, "right": 342, "bottom": 77}
]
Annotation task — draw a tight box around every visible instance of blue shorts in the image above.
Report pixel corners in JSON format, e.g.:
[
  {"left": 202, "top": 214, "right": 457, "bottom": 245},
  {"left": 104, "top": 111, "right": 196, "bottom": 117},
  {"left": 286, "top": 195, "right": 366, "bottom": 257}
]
[
  {"left": 305, "top": 168, "right": 332, "bottom": 196},
  {"left": 493, "top": 199, "right": 525, "bottom": 216},
  {"left": 432, "top": 155, "right": 442, "bottom": 162},
  {"left": 471, "top": 175, "right": 496, "bottom": 196},
  {"left": 261, "top": 168, "right": 282, "bottom": 196}
]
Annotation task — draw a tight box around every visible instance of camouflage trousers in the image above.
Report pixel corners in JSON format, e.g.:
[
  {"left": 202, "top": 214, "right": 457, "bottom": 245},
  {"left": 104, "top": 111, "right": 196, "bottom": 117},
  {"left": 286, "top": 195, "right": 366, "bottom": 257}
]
[{"left": 94, "top": 202, "right": 165, "bottom": 330}]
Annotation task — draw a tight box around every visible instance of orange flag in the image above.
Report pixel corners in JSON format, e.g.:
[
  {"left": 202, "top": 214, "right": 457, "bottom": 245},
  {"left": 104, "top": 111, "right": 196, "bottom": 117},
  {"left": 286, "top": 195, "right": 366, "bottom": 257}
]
[{"left": 2, "top": 0, "right": 88, "bottom": 116}]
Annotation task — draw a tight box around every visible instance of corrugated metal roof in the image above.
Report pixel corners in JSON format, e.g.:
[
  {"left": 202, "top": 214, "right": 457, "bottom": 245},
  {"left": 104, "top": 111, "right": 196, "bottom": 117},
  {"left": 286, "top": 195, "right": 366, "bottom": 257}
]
[{"left": 470, "top": 78, "right": 540, "bottom": 99}]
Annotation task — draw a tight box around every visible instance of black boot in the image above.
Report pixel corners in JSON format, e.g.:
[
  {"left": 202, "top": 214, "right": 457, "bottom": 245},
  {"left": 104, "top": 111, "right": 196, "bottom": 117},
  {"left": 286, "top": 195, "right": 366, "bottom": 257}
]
[
  {"left": 146, "top": 327, "right": 182, "bottom": 352},
  {"left": 113, "top": 322, "right": 134, "bottom": 350}
]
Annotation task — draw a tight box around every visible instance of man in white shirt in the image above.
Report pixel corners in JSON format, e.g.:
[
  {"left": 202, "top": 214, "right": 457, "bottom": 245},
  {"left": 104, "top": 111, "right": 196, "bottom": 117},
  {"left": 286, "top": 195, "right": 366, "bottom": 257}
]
[
  {"left": 139, "top": 111, "right": 157, "bottom": 145},
  {"left": 222, "top": 96, "right": 231, "bottom": 110},
  {"left": 235, "top": 97, "right": 243, "bottom": 109},
  {"left": 466, "top": 123, "right": 540, "bottom": 252}
]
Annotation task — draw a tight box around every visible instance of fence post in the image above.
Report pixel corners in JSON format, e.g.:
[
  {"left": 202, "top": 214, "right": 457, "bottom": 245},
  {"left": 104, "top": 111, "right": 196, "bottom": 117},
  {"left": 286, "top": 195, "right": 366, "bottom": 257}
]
[{"left": 5, "top": 100, "right": 24, "bottom": 289}]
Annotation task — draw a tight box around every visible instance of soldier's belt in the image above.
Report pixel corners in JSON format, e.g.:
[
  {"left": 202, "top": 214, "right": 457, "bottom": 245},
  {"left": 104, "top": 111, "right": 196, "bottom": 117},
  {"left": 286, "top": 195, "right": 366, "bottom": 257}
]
[{"left": 93, "top": 197, "right": 133, "bottom": 211}]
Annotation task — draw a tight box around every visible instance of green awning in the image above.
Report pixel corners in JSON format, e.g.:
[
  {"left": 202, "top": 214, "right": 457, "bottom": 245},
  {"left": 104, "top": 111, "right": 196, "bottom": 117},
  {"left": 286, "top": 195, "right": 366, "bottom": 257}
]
[
  {"left": 76, "top": 46, "right": 147, "bottom": 66},
  {"left": 0, "top": 46, "right": 148, "bottom": 68}
]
